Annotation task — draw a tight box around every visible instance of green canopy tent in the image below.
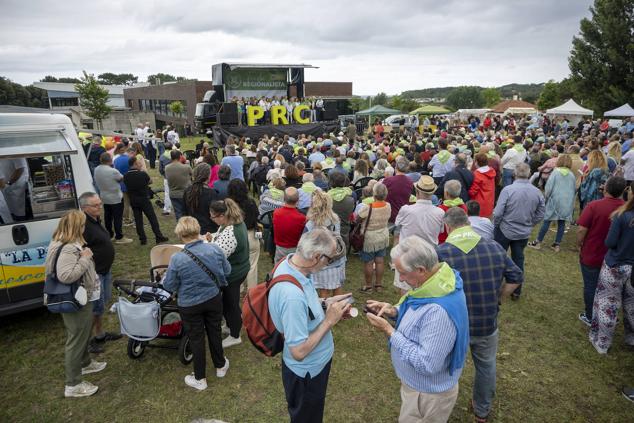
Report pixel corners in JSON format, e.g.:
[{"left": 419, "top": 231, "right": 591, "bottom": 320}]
[
  {"left": 355, "top": 105, "right": 401, "bottom": 126},
  {"left": 409, "top": 104, "right": 451, "bottom": 115}
]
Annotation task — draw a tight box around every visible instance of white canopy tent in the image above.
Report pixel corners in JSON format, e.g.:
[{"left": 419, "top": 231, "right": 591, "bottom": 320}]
[
  {"left": 546, "top": 99, "right": 593, "bottom": 126},
  {"left": 604, "top": 103, "right": 634, "bottom": 117},
  {"left": 546, "top": 99, "right": 594, "bottom": 116}
]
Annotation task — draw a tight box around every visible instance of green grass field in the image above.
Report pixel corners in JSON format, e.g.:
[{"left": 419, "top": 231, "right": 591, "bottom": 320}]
[{"left": 1, "top": 137, "right": 632, "bottom": 422}]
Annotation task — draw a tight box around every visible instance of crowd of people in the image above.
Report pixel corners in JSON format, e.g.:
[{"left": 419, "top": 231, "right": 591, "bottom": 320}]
[{"left": 49, "top": 114, "right": 634, "bottom": 422}]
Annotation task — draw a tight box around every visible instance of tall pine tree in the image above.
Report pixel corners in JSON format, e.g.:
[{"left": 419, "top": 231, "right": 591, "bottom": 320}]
[{"left": 568, "top": 0, "right": 634, "bottom": 114}]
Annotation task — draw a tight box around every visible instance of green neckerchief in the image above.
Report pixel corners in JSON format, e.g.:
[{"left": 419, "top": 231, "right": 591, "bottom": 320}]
[
  {"left": 329, "top": 187, "right": 352, "bottom": 201},
  {"left": 163, "top": 150, "right": 171, "bottom": 159},
  {"left": 486, "top": 150, "right": 496, "bottom": 159},
  {"left": 409, "top": 194, "right": 417, "bottom": 203},
  {"left": 543, "top": 150, "right": 553, "bottom": 157},
  {"left": 555, "top": 167, "right": 570, "bottom": 177},
  {"left": 396, "top": 262, "right": 456, "bottom": 304},
  {"left": 445, "top": 225, "right": 481, "bottom": 254},
  {"left": 268, "top": 184, "right": 284, "bottom": 201},
  {"left": 323, "top": 157, "right": 335, "bottom": 166},
  {"left": 300, "top": 181, "right": 318, "bottom": 194},
  {"left": 362, "top": 196, "right": 374, "bottom": 204},
  {"left": 436, "top": 150, "right": 451, "bottom": 164},
  {"left": 513, "top": 144, "right": 525, "bottom": 153},
  {"left": 342, "top": 162, "right": 351, "bottom": 171},
  {"left": 443, "top": 198, "right": 464, "bottom": 208}
]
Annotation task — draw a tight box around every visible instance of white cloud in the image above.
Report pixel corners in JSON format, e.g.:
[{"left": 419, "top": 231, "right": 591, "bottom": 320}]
[{"left": 0, "top": 0, "right": 593, "bottom": 94}]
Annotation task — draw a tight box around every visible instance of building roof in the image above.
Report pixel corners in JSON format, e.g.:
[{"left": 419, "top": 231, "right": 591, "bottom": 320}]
[
  {"left": 33, "top": 81, "right": 149, "bottom": 96},
  {"left": 0, "top": 105, "right": 55, "bottom": 114},
  {"left": 220, "top": 63, "right": 318, "bottom": 70},
  {"left": 492, "top": 99, "right": 537, "bottom": 113}
]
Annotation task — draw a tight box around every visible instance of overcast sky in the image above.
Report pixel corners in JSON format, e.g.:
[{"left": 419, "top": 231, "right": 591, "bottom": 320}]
[{"left": 0, "top": 0, "right": 594, "bottom": 95}]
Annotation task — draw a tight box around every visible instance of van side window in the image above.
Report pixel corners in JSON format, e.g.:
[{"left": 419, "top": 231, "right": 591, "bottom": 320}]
[{"left": 0, "top": 154, "right": 78, "bottom": 225}]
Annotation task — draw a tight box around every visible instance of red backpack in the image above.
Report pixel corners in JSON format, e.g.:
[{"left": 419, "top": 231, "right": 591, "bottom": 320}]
[{"left": 242, "top": 261, "right": 315, "bottom": 357}]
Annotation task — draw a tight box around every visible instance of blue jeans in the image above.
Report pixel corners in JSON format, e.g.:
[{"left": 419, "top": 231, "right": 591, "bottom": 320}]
[
  {"left": 470, "top": 330, "right": 499, "bottom": 418},
  {"left": 494, "top": 226, "right": 527, "bottom": 295},
  {"left": 92, "top": 272, "right": 112, "bottom": 316},
  {"left": 157, "top": 142, "right": 165, "bottom": 157},
  {"left": 580, "top": 261, "right": 601, "bottom": 319},
  {"left": 502, "top": 168, "right": 514, "bottom": 187},
  {"left": 536, "top": 219, "right": 566, "bottom": 244},
  {"left": 170, "top": 196, "right": 185, "bottom": 220}
]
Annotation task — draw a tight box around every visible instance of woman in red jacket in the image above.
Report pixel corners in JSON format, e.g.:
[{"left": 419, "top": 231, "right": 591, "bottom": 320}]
[{"left": 469, "top": 152, "right": 497, "bottom": 217}]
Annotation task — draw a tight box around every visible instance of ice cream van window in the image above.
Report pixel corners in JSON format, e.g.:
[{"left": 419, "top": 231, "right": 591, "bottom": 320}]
[{"left": 0, "top": 130, "right": 79, "bottom": 225}]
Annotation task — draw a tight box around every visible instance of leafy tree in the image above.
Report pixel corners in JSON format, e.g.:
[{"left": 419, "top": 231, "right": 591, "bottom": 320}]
[
  {"left": 0, "top": 77, "right": 47, "bottom": 108},
  {"left": 389, "top": 95, "right": 419, "bottom": 112},
  {"left": 169, "top": 100, "right": 185, "bottom": 117},
  {"left": 75, "top": 71, "right": 111, "bottom": 129},
  {"left": 97, "top": 72, "right": 138, "bottom": 86},
  {"left": 446, "top": 86, "right": 485, "bottom": 109},
  {"left": 147, "top": 73, "right": 188, "bottom": 85},
  {"left": 568, "top": 0, "right": 634, "bottom": 113},
  {"left": 537, "top": 80, "right": 561, "bottom": 111},
  {"left": 40, "top": 75, "right": 81, "bottom": 83},
  {"left": 523, "top": 94, "right": 538, "bottom": 104},
  {"left": 373, "top": 92, "right": 388, "bottom": 106},
  {"left": 481, "top": 88, "right": 501, "bottom": 108},
  {"left": 349, "top": 96, "right": 370, "bottom": 112}
]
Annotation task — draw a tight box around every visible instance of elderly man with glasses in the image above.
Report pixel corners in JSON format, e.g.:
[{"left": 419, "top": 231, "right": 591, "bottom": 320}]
[
  {"left": 79, "top": 192, "right": 123, "bottom": 353},
  {"left": 268, "top": 228, "right": 352, "bottom": 423}
]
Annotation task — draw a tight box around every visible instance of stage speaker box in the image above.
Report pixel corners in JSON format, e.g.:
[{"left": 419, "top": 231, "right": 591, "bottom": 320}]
[
  {"left": 325, "top": 101, "right": 337, "bottom": 111},
  {"left": 323, "top": 110, "right": 339, "bottom": 121},
  {"left": 218, "top": 102, "right": 238, "bottom": 126}
]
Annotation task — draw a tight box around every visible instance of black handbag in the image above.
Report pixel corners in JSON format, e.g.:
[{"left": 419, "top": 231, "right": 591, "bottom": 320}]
[{"left": 43, "top": 245, "right": 86, "bottom": 313}]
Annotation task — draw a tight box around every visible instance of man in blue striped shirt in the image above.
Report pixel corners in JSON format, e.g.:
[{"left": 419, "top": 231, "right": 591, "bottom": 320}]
[
  {"left": 366, "top": 236, "right": 469, "bottom": 423},
  {"left": 437, "top": 208, "right": 522, "bottom": 422}
]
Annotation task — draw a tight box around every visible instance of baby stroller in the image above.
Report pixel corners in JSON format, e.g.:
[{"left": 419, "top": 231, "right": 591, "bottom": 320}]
[{"left": 113, "top": 244, "right": 193, "bottom": 364}]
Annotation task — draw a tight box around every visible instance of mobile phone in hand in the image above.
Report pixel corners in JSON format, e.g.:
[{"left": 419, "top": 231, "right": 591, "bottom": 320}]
[{"left": 363, "top": 305, "right": 377, "bottom": 315}]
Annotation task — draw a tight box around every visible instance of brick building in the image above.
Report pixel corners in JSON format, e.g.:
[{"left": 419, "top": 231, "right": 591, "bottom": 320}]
[{"left": 124, "top": 80, "right": 213, "bottom": 129}]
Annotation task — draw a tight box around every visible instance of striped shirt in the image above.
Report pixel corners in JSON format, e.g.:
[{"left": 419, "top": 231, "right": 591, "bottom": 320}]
[{"left": 390, "top": 303, "right": 461, "bottom": 393}]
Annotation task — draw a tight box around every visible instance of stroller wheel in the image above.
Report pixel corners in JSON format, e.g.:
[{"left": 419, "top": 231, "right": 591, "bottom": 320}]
[
  {"left": 178, "top": 335, "right": 194, "bottom": 365},
  {"left": 127, "top": 339, "right": 146, "bottom": 359}
]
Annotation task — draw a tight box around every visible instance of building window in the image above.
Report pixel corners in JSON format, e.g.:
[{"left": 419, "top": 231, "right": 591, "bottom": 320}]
[{"left": 50, "top": 97, "right": 79, "bottom": 108}]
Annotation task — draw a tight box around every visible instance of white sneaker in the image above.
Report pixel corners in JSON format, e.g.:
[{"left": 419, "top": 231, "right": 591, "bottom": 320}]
[
  {"left": 216, "top": 357, "right": 229, "bottom": 378},
  {"left": 184, "top": 373, "right": 208, "bottom": 391},
  {"left": 64, "top": 381, "right": 98, "bottom": 397},
  {"left": 114, "top": 237, "right": 133, "bottom": 244},
  {"left": 222, "top": 335, "right": 242, "bottom": 348},
  {"left": 81, "top": 360, "right": 107, "bottom": 375}
]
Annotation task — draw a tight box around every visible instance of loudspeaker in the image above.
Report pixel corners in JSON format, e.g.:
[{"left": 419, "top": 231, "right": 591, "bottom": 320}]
[
  {"left": 218, "top": 102, "right": 238, "bottom": 126},
  {"left": 323, "top": 110, "right": 338, "bottom": 121},
  {"left": 325, "top": 102, "right": 337, "bottom": 111}
]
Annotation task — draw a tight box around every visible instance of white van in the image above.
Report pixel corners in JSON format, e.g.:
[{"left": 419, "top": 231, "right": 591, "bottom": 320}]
[{"left": 0, "top": 113, "right": 94, "bottom": 316}]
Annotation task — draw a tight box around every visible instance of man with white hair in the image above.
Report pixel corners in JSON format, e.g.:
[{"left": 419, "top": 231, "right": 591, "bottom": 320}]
[
  {"left": 268, "top": 228, "right": 352, "bottom": 423},
  {"left": 493, "top": 162, "right": 545, "bottom": 300},
  {"left": 298, "top": 173, "right": 318, "bottom": 210},
  {"left": 437, "top": 208, "right": 522, "bottom": 422},
  {"left": 221, "top": 144, "right": 244, "bottom": 180},
  {"left": 366, "top": 235, "right": 469, "bottom": 423}
]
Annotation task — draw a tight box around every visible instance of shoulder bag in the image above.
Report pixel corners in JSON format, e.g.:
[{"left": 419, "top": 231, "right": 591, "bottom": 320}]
[
  {"left": 349, "top": 203, "right": 373, "bottom": 251},
  {"left": 43, "top": 244, "right": 88, "bottom": 313}
]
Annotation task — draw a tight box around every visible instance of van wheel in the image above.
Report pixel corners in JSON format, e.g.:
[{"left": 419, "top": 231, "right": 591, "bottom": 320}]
[
  {"left": 127, "top": 339, "right": 146, "bottom": 359},
  {"left": 178, "top": 336, "right": 193, "bottom": 365}
]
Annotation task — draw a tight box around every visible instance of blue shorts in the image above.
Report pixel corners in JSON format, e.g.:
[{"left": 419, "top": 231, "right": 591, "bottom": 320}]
[
  {"left": 92, "top": 272, "right": 112, "bottom": 316},
  {"left": 359, "top": 249, "right": 386, "bottom": 262}
]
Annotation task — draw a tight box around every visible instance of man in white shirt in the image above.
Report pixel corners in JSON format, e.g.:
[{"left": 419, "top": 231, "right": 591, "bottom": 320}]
[
  {"left": 135, "top": 123, "right": 145, "bottom": 154},
  {"left": 167, "top": 127, "right": 180, "bottom": 145},
  {"left": 0, "top": 157, "right": 29, "bottom": 220},
  {"left": 393, "top": 176, "right": 445, "bottom": 292}
]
